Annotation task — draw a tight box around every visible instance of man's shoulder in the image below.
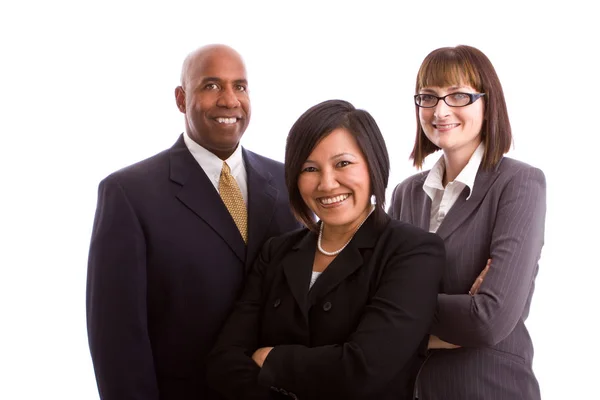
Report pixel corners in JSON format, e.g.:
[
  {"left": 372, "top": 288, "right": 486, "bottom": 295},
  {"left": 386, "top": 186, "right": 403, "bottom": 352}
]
[
  {"left": 243, "top": 148, "right": 284, "bottom": 169},
  {"left": 101, "top": 146, "right": 172, "bottom": 187}
]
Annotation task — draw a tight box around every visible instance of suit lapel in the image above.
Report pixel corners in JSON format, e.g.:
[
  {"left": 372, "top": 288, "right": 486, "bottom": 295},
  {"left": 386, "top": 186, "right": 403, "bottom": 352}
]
[
  {"left": 243, "top": 149, "right": 279, "bottom": 273},
  {"left": 282, "top": 232, "right": 316, "bottom": 322},
  {"left": 435, "top": 163, "right": 500, "bottom": 240},
  {"left": 411, "top": 175, "right": 432, "bottom": 231},
  {"left": 308, "top": 216, "right": 381, "bottom": 306},
  {"left": 169, "top": 135, "right": 246, "bottom": 263}
]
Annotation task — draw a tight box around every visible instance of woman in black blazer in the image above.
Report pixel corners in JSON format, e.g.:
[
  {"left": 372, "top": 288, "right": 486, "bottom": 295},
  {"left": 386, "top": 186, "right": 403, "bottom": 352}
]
[{"left": 206, "top": 99, "right": 445, "bottom": 399}]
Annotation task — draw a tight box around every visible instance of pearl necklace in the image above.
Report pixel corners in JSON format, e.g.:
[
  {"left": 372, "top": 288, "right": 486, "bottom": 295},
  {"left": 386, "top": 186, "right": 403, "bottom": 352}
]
[{"left": 317, "top": 206, "right": 375, "bottom": 257}]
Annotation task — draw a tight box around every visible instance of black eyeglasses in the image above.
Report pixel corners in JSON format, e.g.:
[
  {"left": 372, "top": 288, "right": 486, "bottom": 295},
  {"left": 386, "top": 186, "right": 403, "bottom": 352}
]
[{"left": 414, "top": 92, "right": 485, "bottom": 108}]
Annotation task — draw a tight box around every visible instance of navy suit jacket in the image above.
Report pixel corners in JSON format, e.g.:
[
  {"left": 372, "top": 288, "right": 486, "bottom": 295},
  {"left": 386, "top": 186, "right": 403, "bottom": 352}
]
[
  {"left": 207, "top": 216, "right": 445, "bottom": 400},
  {"left": 86, "top": 135, "right": 300, "bottom": 400}
]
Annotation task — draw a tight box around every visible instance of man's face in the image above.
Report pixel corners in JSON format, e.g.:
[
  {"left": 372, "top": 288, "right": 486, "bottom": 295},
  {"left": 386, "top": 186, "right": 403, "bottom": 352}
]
[{"left": 176, "top": 47, "right": 251, "bottom": 159}]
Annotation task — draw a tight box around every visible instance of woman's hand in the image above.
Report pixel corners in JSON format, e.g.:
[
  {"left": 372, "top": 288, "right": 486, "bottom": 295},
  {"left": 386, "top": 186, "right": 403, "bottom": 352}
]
[
  {"left": 251, "top": 347, "right": 273, "bottom": 368},
  {"left": 428, "top": 335, "right": 460, "bottom": 349},
  {"left": 469, "top": 258, "right": 491, "bottom": 296}
]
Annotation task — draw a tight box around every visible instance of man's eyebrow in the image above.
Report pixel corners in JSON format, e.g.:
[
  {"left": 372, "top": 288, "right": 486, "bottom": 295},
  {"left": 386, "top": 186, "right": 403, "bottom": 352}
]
[{"left": 199, "top": 77, "right": 248, "bottom": 84}]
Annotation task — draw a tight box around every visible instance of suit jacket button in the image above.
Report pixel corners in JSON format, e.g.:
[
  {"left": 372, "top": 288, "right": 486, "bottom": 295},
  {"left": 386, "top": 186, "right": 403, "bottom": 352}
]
[
  {"left": 322, "top": 301, "right": 332, "bottom": 311},
  {"left": 273, "top": 298, "right": 281, "bottom": 308}
]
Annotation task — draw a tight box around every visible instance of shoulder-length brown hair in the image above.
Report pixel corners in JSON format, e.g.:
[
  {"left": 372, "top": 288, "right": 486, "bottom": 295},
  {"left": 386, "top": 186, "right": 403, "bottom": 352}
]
[
  {"left": 285, "top": 99, "right": 390, "bottom": 232},
  {"left": 411, "top": 45, "right": 512, "bottom": 170}
]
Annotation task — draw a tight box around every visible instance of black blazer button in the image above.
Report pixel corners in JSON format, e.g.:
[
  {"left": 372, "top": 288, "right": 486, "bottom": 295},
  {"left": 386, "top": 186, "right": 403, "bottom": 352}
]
[
  {"left": 322, "top": 301, "right": 332, "bottom": 311},
  {"left": 273, "top": 298, "right": 281, "bottom": 308}
]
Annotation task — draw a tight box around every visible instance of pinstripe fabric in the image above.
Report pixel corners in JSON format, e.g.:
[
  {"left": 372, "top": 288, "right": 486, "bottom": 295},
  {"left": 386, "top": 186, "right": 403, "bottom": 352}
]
[{"left": 389, "top": 157, "right": 546, "bottom": 400}]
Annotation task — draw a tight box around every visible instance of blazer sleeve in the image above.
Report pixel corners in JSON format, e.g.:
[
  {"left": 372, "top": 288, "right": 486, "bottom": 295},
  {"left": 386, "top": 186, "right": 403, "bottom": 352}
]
[
  {"left": 86, "top": 179, "right": 159, "bottom": 400},
  {"left": 432, "top": 166, "right": 547, "bottom": 346},
  {"left": 257, "top": 232, "right": 445, "bottom": 399}
]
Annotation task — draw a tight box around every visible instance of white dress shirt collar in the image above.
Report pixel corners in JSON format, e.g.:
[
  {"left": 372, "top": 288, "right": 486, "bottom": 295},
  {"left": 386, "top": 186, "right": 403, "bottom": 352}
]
[
  {"left": 423, "top": 141, "right": 484, "bottom": 201},
  {"left": 182, "top": 132, "right": 248, "bottom": 204}
]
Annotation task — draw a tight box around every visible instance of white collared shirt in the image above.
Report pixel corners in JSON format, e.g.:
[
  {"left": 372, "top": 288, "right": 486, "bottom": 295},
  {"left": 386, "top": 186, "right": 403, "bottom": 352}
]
[
  {"left": 183, "top": 132, "right": 248, "bottom": 205},
  {"left": 423, "top": 142, "right": 484, "bottom": 233}
]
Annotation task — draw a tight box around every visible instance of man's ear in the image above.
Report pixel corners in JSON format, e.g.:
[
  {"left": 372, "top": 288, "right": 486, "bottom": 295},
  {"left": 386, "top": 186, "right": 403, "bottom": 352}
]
[{"left": 174, "top": 86, "right": 186, "bottom": 113}]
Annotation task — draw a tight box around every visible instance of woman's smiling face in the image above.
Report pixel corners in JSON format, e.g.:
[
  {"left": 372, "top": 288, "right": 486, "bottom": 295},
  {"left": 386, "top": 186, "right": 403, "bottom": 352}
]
[{"left": 418, "top": 84, "right": 485, "bottom": 157}]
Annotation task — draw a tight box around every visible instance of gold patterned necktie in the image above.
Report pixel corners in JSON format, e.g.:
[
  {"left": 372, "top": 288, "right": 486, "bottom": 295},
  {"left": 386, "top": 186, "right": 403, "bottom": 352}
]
[{"left": 218, "top": 162, "right": 248, "bottom": 243}]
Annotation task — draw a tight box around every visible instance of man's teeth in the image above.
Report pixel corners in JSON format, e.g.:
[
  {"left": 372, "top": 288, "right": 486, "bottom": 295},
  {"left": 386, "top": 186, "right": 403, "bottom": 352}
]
[
  {"left": 320, "top": 194, "right": 349, "bottom": 205},
  {"left": 216, "top": 117, "right": 237, "bottom": 124}
]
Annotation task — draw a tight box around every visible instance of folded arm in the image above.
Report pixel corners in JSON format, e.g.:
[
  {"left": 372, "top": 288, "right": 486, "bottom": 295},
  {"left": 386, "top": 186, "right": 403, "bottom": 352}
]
[{"left": 432, "top": 167, "right": 547, "bottom": 347}]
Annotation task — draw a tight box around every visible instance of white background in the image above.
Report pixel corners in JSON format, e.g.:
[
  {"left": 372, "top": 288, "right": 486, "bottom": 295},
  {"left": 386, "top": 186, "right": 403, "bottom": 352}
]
[{"left": 1, "top": 1, "right": 598, "bottom": 398}]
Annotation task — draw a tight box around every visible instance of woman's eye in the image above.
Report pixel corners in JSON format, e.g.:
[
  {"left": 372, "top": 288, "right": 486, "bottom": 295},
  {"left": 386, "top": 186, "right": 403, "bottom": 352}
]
[
  {"left": 301, "top": 166, "right": 317, "bottom": 173},
  {"left": 337, "top": 161, "right": 351, "bottom": 168},
  {"left": 451, "top": 93, "right": 468, "bottom": 100}
]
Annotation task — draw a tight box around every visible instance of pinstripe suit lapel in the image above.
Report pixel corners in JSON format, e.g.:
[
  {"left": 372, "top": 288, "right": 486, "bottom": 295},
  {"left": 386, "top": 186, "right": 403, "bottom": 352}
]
[
  {"left": 411, "top": 175, "right": 432, "bottom": 231},
  {"left": 435, "top": 165, "right": 499, "bottom": 240}
]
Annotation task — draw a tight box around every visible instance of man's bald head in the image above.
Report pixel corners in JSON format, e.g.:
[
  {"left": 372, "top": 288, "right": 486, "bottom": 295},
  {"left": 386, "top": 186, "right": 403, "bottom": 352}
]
[{"left": 180, "top": 44, "right": 246, "bottom": 88}]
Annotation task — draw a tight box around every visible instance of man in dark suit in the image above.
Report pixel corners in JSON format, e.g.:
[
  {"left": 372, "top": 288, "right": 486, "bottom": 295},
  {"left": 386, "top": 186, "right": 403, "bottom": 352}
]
[{"left": 86, "top": 44, "right": 300, "bottom": 400}]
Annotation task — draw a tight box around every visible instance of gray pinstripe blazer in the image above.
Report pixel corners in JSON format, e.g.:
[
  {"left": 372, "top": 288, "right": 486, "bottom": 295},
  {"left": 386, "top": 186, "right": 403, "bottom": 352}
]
[{"left": 389, "top": 156, "right": 546, "bottom": 400}]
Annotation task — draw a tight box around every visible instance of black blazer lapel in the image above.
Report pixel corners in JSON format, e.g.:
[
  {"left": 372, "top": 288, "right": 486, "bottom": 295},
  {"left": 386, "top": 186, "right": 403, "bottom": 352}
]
[
  {"left": 244, "top": 149, "right": 279, "bottom": 273},
  {"left": 282, "top": 231, "right": 316, "bottom": 322},
  {"left": 435, "top": 162, "right": 502, "bottom": 240},
  {"left": 169, "top": 135, "right": 246, "bottom": 263},
  {"left": 308, "top": 216, "right": 380, "bottom": 306}
]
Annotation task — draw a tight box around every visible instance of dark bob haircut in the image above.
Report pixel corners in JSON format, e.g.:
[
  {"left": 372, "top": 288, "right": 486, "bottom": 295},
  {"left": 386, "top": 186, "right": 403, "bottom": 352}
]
[
  {"left": 285, "top": 99, "right": 390, "bottom": 232},
  {"left": 411, "top": 45, "right": 512, "bottom": 170}
]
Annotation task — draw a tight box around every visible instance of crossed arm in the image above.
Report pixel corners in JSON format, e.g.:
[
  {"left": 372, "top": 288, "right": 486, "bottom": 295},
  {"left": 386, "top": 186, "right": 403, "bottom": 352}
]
[
  {"left": 428, "top": 167, "right": 546, "bottom": 349},
  {"left": 428, "top": 259, "right": 490, "bottom": 349},
  {"left": 207, "top": 232, "right": 446, "bottom": 399}
]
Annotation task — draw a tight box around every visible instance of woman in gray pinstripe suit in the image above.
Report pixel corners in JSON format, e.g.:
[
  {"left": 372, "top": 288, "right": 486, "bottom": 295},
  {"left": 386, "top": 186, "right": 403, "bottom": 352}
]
[{"left": 389, "top": 45, "right": 546, "bottom": 400}]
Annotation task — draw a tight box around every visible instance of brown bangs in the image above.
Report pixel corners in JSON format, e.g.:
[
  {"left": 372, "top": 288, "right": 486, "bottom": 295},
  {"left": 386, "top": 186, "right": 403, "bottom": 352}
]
[{"left": 416, "top": 48, "right": 482, "bottom": 92}]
